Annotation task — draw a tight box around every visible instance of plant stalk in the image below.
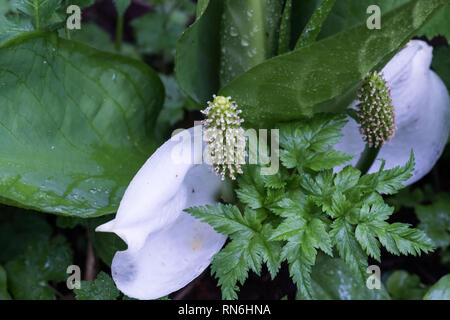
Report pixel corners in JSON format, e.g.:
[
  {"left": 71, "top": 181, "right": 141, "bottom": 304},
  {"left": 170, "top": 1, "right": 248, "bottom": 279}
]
[
  {"left": 115, "top": 16, "right": 124, "bottom": 52},
  {"left": 355, "top": 144, "right": 381, "bottom": 174}
]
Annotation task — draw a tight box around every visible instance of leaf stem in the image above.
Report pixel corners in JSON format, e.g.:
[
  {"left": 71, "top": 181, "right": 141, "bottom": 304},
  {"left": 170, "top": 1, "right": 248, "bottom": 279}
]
[
  {"left": 355, "top": 144, "right": 380, "bottom": 174},
  {"left": 34, "top": 0, "right": 40, "bottom": 30},
  {"left": 295, "top": 0, "right": 336, "bottom": 49},
  {"left": 278, "top": 0, "right": 292, "bottom": 55},
  {"left": 64, "top": 0, "right": 71, "bottom": 39},
  {"left": 115, "top": 16, "right": 124, "bottom": 52},
  {"left": 84, "top": 230, "right": 96, "bottom": 281},
  {"left": 65, "top": 27, "right": 71, "bottom": 40}
]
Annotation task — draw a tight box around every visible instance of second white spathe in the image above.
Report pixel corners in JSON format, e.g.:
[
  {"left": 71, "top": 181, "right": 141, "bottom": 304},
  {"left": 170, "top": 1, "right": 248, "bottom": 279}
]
[{"left": 334, "top": 40, "right": 450, "bottom": 184}]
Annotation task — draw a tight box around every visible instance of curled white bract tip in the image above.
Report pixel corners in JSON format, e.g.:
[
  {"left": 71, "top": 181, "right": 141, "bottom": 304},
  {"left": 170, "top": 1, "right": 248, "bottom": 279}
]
[
  {"left": 335, "top": 40, "right": 450, "bottom": 184},
  {"left": 96, "top": 126, "right": 228, "bottom": 300}
]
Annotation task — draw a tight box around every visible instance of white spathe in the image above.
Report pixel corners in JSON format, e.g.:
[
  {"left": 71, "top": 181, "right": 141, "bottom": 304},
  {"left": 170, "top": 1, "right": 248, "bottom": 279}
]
[
  {"left": 334, "top": 40, "right": 450, "bottom": 184},
  {"left": 96, "top": 126, "right": 228, "bottom": 300}
]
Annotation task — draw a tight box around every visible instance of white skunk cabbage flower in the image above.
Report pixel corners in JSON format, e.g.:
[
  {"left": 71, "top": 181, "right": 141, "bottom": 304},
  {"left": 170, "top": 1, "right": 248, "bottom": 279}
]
[
  {"left": 335, "top": 40, "right": 450, "bottom": 184},
  {"left": 96, "top": 126, "right": 230, "bottom": 300}
]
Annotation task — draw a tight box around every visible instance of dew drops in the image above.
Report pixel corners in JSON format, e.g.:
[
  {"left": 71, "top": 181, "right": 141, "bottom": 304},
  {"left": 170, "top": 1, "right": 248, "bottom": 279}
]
[
  {"left": 249, "top": 25, "right": 259, "bottom": 36},
  {"left": 229, "top": 26, "right": 238, "bottom": 37},
  {"left": 241, "top": 38, "right": 249, "bottom": 47},
  {"left": 247, "top": 48, "right": 257, "bottom": 58}
]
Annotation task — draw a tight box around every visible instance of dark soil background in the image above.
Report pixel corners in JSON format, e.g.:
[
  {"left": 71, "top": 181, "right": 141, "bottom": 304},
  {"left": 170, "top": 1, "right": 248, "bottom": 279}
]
[{"left": 36, "top": 0, "right": 450, "bottom": 300}]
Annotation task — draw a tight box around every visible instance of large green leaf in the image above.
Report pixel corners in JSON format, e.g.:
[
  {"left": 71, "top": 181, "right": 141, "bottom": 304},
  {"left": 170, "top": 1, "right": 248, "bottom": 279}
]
[
  {"left": 296, "top": 255, "right": 390, "bottom": 300},
  {"left": 423, "top": 274, "right": 450, "bottom": 300},
  {"left": 0, "top": 31, "right": 164, "bottom": 217},
  {"left": 219, "top": 0, "right": 448, "bottom": 127}
]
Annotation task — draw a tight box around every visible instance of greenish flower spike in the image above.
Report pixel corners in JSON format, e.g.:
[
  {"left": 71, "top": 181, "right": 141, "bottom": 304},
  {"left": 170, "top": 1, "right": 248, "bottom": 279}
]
[
  {"left": 201, "top": 95, "right": 246, "bottom": 180},
  {"left": 356, "top": 72, "right": 396, "bottom": 148}
]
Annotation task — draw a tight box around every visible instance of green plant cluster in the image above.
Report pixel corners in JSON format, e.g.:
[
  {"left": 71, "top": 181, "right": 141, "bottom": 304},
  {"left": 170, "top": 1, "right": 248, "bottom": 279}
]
[
  {"left": 0, "top": 0, "right": 449, "bottom": 300},
  {"left": 187, "top": 113, "right": 434, "bottom": 299}
]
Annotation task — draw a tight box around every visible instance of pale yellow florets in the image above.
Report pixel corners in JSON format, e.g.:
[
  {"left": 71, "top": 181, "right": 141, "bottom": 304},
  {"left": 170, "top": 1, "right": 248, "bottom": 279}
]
[{"left": 201, "top": 95, "right": 246, "bottom": 180}]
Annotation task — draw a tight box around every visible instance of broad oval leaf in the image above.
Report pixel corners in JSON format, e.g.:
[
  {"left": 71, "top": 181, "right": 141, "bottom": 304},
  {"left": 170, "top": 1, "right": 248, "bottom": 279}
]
[
  {"left": 296, "top": 255, "right": 390, "bottom": 300},
  {"left": 423, "top": 274, "right": 450, "bottom": 300},
  {"left": 219, "top": 0, "right": 449, "bottom": 127},
  {"left": 0, "top": 32, "right": 164, "bottom": 217},
  {"left": 386, "top": 270, "right": 428, "bottom": 300}
]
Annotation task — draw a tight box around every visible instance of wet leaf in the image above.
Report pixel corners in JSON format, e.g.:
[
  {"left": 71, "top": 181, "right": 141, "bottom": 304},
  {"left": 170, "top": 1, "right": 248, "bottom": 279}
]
[
  {"left": 386, "top": 270, "right": 428, "bottom": 300},
  {"left": 0, "top": 32, "right": 164, "bottom": 217},
  {"left": 219, "top": 0, "right": 448, "bottom": 127},
  {"left": 219, "top": 0, "right": 283, "bottom": 86},
  {"left": 5, "top": 235, "right": 73, "bottom": 300},
  {"left": 296, "top": 255, "right": 390, "bottom": 300},
  {"left": 423, "top": 274, "right": 450, "bottom": 300},
  {"left": 74, "top": 271, "right": 120, "bottom": 300}
]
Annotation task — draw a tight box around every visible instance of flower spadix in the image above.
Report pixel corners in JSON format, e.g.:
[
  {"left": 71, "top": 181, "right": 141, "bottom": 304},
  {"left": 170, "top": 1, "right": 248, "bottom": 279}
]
[
  {"left": 96, "top": 126, "right": 230, "bottom": 300},
  {"left": 335, "top": 40, "right": 450, "bottom": 184},
  {"left": 356, "top": 71, "right": 396, "bottom": 148},
  {"left": 201, "top": 95, "right": 246, "bottom": 180}
]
